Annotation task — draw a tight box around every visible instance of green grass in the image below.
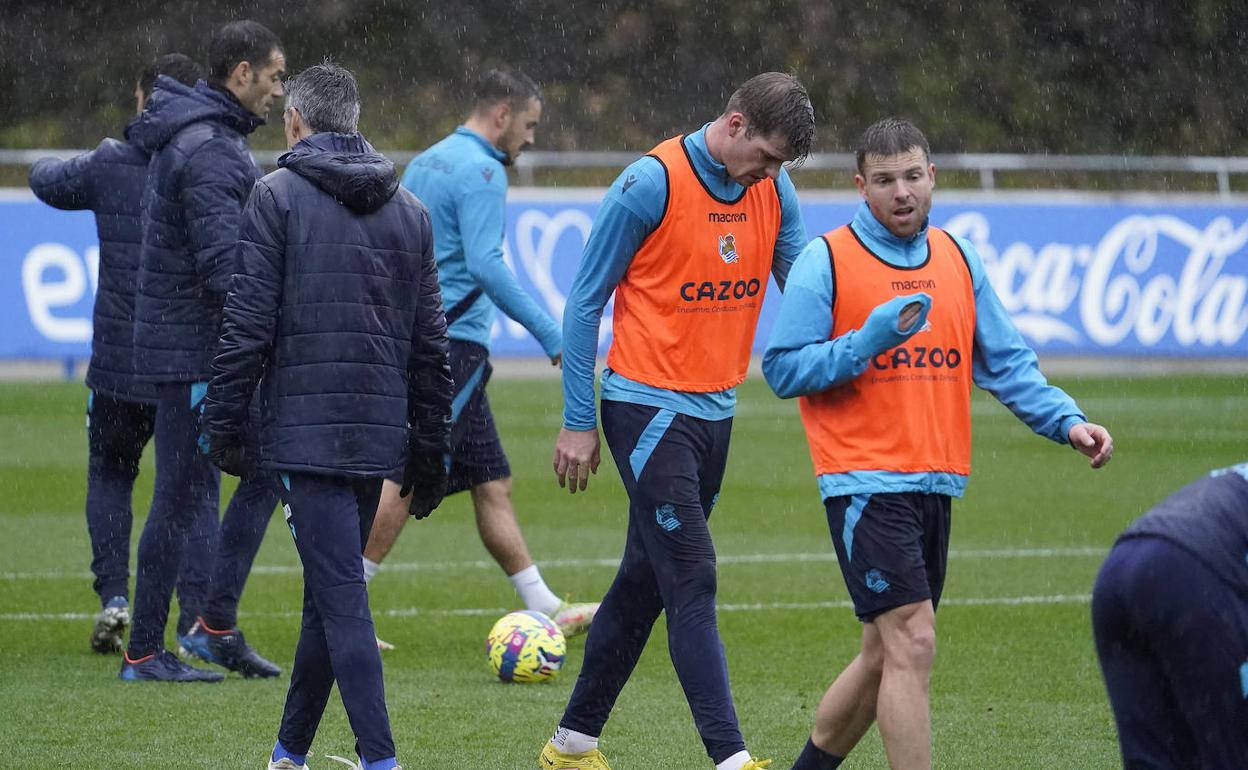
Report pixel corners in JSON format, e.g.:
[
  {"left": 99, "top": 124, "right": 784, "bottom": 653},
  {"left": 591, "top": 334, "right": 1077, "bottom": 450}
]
[{"left": 0, "top": 374, "right": 1245, "bottom": 768}]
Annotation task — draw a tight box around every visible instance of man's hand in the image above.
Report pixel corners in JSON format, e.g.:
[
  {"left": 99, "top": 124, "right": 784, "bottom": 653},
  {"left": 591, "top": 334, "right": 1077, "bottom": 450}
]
[
  {"left": 401, "top": 449, "right": 448, "bottom": 519},
  {"left": 550, "top": 353, "right": 563, "bottom": 368},
  {"left": 1069, "top": 422, "right": 1114, "bottom": 469},
  {"left": 553, "top": 427, "right": 601, "bottom": 494},
  {"left": 208, "top": 433, "right": 252, "bottom": 478},
  {"left": 853, "top": 292, "right": 933, "bottom": 358}
]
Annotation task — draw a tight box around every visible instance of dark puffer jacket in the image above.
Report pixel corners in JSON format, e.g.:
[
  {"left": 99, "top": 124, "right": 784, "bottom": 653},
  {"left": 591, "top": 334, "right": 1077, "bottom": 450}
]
[
  {"left": 204, "top": 132, "right": 452, "bottom": 477},
  {"left": 28, "top": 120, "right": 157, "bottom": 401},
  {"left": 129, "top": 76, "right": 264, "bottom": 383}
]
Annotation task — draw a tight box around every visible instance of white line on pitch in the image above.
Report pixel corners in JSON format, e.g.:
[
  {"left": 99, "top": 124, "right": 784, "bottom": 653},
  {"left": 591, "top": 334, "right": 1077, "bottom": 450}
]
[
  {"left": 0, "top": 546, "right": 1107, "bottom": 581},
  {"left": 0, "top": 594, "right": 1093, "bottom": 622}
]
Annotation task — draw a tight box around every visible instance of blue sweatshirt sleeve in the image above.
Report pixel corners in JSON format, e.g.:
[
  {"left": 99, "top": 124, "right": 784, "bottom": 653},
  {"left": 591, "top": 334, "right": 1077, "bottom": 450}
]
[
  {"left": 770, "top": 168, "right": 807, "bottom": 290},
  {"left": 762, "top": 237, "right": 867, "bottom": 398},
  {"left": 458, "top": 164, "right": 562, "bottom": 357},
  {"left": 959, "top": 236, "right": 1086, "bottom": 443},
  {"left": 562, "top": 158, "right": 666, "bottom": 430},
  {"left": 29, "top": 146, "right": 99, "bottom": 211}
]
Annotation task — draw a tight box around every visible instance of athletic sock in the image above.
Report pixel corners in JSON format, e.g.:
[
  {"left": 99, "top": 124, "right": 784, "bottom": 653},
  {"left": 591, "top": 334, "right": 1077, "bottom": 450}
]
[
  {"left": 509, "top": 564, "right": 562, "bottom": 616},
  {"left": 362, "top": 556, "right": 381, "bottom": 584},
  {"left": 551, "top": 726, "right": 598, "bottom": 755},
  {"left": 791, "top": 738, "right": 844, "bottom": 769},
  {"left": 271, "top": 740, "right": 307, "bottom": 767},
  {"left": 716, "top": 750, "right": 751, "bottom": 770}
]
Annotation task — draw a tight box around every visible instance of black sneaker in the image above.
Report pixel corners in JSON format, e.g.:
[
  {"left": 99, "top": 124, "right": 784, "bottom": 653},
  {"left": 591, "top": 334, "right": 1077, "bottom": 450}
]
[
  {"left": 182, "top": 617, "right": 282, "bottom": 678},
  {"left": 119, "top": 649, "right": 224, "bottom": 682}
]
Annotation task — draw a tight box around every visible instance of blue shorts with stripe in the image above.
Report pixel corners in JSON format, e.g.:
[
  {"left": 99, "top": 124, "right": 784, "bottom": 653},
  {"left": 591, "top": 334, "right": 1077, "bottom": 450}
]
[
  {"left": 388, "top": 340, "right": 509, "bottom": 495},
  {"left": 824, "top": 492, "right": 951, "bottom": 621}
]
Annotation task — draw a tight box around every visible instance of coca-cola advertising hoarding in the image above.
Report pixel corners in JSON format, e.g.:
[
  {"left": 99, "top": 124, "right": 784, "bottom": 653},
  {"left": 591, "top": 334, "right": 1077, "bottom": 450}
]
[{"left": 2, "top": 188, "right": 1245, "bottom": 360}]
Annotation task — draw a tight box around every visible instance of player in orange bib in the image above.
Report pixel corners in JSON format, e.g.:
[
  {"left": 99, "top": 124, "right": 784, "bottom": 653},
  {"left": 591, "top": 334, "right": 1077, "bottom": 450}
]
[
  {"left": 763, "top": 118, "right": 1114, "bottom": 770},
  {"left": 539, "top": 73, "right": 815, "bottom": 770}
]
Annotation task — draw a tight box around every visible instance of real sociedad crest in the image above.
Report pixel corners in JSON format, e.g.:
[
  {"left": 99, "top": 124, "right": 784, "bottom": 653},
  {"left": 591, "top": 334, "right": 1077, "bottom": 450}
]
[{"left": 718, "top": 233, "right": 739, "bottom": 264}]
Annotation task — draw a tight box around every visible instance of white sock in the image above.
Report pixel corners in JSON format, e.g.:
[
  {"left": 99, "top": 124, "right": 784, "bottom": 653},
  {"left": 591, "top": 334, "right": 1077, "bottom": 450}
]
[
  {"left": 551, "top": 726, "right": 598, "bottom": 755},
  {"left": 509, "top": 564, "right": 561, "bottom": 616},
  {"left": 715, "top": 750, "right": 752, "bottom": 770},
  {"left": 362, "top": 557, "right": 381, "bottom": 584}
]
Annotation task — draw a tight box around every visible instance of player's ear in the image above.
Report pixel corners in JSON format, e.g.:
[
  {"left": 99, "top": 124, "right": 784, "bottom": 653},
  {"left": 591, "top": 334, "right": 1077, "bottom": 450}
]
[{"left": 494, "top": 101, "right": 512, "bottom": 130}]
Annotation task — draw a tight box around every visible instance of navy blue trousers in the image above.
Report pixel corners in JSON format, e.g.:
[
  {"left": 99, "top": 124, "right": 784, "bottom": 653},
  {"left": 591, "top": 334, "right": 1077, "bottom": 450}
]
[
  {"left": 201, "top": 474, "right": 278, "bottom": 630},
  {"left": 85, "top": 389, "right": 212, "bottom": 622},
  {"left": 276, "top": 472, "right": 393, "bottom": 763},
  {"left": 127, "top": 384, "right": 221, "bottom": 655},
  {"left": 561, "top": 401, "right": 744, "bottom": 764},
  {"left": 1092, "top": 536, "right": 1248, "bottom": 768}
]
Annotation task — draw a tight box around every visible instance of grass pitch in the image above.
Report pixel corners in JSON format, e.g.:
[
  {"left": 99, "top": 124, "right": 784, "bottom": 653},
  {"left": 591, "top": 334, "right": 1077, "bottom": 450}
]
[{"left": 0, "top": 373, "right": 1244, "bottom": 768}]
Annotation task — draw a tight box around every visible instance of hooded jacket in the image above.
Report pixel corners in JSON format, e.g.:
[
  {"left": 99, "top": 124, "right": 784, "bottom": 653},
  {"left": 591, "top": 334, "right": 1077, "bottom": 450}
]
[
  {"left": 204, "top": 132, "right": 452, "bottom": 477},
  {"left": 29, "top": 120, "right": 157, "bottom": 401},
  {"left": 129, "top": 76, "right": 264, "bottom": 383}
]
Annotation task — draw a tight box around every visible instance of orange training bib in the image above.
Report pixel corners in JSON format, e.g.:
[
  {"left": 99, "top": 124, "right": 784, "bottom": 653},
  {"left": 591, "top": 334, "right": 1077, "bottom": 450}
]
[
  {"left": 798, "top": 224, "right": 976, "bottom": 476},
  {"left": 606, "top": 135, "right": 782, "bottom": 392}
]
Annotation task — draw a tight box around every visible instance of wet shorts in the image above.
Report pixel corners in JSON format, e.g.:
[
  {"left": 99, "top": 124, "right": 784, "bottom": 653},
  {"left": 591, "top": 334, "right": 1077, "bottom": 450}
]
[
  {"left": 824, "top": 492, "right": 951, "bottom": 621},
  {"left": 388, "top": 340, "right": 510, "bottom": 495}
]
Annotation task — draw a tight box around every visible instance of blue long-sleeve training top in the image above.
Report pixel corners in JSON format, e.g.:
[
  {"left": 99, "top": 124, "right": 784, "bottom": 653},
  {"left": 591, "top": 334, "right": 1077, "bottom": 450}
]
[
  {"left": 762, "top": 201, "right": 1087, "bottom": 500},
  {"left": 561, "top": 125, "right": 808, "bottom": 430},
  {"left": 400, "top": 127, "right": 561, "bottom": 357}
]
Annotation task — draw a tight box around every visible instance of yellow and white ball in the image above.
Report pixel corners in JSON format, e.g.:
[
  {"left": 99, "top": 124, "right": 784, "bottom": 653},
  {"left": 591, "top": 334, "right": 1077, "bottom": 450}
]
[{"left": 486, "top": 610, "right": 566, "bottom": 683}]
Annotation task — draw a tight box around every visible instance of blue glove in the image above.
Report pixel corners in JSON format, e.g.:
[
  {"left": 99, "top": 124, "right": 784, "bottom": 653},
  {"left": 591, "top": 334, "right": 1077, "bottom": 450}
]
[{"left": 850, "top": 292, "right": 933, "bottom": 359}]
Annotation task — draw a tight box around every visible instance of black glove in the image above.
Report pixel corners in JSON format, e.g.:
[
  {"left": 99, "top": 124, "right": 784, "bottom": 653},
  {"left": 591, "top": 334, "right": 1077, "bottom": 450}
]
[
  {"left": 400, "top": 448, "right": 448, "bottom": 519},
  {"left": 208, "top": 433, "right": 253, "bottom": 478}
]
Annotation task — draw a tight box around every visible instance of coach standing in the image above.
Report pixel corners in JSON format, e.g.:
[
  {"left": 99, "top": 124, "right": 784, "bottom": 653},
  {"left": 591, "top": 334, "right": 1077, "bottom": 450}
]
[
  {"left": 29, "top": 54, "right": 206, "bottom": 654},
  {"left": 122, "top": 20, "right": 285, "bottom": 682},
  {"left": 202, "top": 62, "right": 452, "bottom": 770}
]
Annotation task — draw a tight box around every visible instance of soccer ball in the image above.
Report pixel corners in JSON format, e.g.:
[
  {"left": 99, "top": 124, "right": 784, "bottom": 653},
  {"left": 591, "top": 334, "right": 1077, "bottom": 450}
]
[{"left": 486, "top": 610, "right": 566, "bottom": 683}]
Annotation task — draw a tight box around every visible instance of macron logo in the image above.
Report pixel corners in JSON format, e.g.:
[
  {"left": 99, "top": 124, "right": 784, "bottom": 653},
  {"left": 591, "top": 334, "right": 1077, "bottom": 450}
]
[{"left": 891, "top": 279, "right": 936, "bottom": 291}]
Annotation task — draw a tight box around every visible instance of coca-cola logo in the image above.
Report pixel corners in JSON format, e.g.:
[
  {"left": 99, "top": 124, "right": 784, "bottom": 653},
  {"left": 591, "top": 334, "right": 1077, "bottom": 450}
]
[{"left": 944, "top": 211, "right": 1248, "bottom": 350}]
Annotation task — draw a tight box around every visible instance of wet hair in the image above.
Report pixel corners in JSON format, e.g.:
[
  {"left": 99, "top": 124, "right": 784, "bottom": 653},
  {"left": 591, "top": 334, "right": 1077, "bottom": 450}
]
[
  {"left": 724, "top": 72, "right": 815, "bottom": 165},
  {"left": 207, "top": 20, "right": 282, "bottom": 86},
  {"left": 471, "top": 68, "right": 542, "bottom": 112},
  {"left": 285, "top": 61, "right": 361, "bottom": 134},
  {"left": 137, "top": 53, "right": 203, "bottom": 99},
  {"left": 855, "top": 118, "right": 931, "bottom": 174}
]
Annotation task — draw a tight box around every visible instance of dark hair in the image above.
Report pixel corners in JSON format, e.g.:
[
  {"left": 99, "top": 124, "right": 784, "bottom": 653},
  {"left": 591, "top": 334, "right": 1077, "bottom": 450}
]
[
  {"left": 724, "top": 72, "right": 815, "bottom": 165},
  {"left": 286, "top": 61, "right": 361, "bottom": 134},
  {"left": 471, "top": 68, "right": 542, "bottom": 112},
  {"left": 207, "top": 20, "right": 282, "bottom": 86},
  {"left": 855, "top": 118, "right": 931, "bottom": 174},
  {"left": 137, "top": 53, "right": 203, "bottom": 99}
]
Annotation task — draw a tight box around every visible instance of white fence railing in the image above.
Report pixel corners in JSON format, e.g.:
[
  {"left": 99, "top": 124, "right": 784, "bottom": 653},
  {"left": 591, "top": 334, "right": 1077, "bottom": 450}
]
[{"left": 5, "top": 149, "right": 1248, "bottom": 196}]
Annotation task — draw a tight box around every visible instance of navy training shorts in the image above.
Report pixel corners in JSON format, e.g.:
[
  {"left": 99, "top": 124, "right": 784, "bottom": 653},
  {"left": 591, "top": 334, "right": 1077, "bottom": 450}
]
[
  {"left": 824, "top": 491, "right": 952, "bottom": 621},
  {"left": 389, "top": 339, "right": 510, "bottom": 495}
]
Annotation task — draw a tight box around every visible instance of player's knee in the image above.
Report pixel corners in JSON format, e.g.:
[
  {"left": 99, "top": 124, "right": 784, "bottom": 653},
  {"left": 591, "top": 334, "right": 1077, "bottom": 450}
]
[
  {"left": 860, "top": 636, "right": 886, "bottom": 675},
  {"left": 884, "top": 623, "right": 936, "bottom": 671},
  {"left": 88, "top": 444, "right": 142, "bottom": 481},
  {"left": 472, "top": 477, "right": 513, "bottom": 507},
  {"left": 313, "top": 581, "right": 372, "bottom": 622},
  {"left": 669, "top": 558, "right": 719, "bottom": 610}
]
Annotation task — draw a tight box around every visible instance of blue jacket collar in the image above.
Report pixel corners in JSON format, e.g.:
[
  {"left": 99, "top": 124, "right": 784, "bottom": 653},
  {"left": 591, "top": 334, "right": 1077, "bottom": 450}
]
[
  {"left": 850, "top": 201, "right": 930, "bottom": 265},
  {"left": 129, "top": 76, "right": 264, "bottom": 153},
  {"left": 279, "top": 131, "right": 398, "bottom": 214},
  {"left": 454, "top": 126, "right": 506, "bottom": 163}
]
